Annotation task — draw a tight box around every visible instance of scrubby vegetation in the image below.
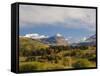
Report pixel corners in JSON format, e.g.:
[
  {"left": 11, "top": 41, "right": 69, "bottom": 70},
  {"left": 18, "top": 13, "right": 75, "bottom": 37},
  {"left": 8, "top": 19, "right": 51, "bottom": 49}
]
[{"left": 19, "top": 37, "right": 96, "bottom": 72}]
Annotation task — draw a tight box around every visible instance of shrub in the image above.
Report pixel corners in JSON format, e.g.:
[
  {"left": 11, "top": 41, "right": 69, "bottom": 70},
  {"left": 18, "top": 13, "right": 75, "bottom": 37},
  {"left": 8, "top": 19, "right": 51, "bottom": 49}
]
[
  {"left": 19, "top": 62, "right": 45, "bottom": 72},
  {"left": 72, "top": 59, "right": 93, "bottom": 68},
  {"left": 62, "top": 57, "right": 72, "bottom": 67},
  {"left": 88, "top": 54, "right": 96, "bottom": 61},
  {"left": 19, "top": 61, "right": 65, "bottom": 72},
  {"left": 71, "top": 50, "right": 84, "bottom": 57},
  {"left": 19, "top": 63, "right": 38, "bottom": 72},
  {"left": 79, "top": 46, "right": 88, "bottom": 50}
]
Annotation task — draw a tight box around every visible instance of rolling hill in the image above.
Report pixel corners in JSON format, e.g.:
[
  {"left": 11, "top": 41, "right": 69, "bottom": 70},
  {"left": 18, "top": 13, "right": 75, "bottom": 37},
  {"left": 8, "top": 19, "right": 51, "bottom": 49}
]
[{"left": 19, "top": 37, "right": 49, "bottom": 51}]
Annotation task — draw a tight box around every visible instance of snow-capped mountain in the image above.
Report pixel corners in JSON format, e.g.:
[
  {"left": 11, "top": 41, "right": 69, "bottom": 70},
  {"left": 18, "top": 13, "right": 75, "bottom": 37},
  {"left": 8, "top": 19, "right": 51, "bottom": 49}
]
[
  {"left": 85, "top": 34, "right": 96, "bottom": 42},
  {"left": 21, "top": 33, "right": 68, "bottom": 46},
  {"left": 74, "top": 34, "right": 96, "bottom": 46},
  {"left": 42, "top": 33, "right": 68, "bottom": 46},
  {"left": 20, "top": 33, "right": 96, "bottom": 46}
]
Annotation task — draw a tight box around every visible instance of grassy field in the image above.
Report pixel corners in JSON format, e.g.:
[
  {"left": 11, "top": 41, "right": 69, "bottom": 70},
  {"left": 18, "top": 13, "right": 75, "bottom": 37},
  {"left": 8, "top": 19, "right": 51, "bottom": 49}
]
[
  {"left": 19, "top": 49, "right": 96, "bottom": 72},
  {"left": 19, "top": 37, "right": 96, "bottom": 72}
]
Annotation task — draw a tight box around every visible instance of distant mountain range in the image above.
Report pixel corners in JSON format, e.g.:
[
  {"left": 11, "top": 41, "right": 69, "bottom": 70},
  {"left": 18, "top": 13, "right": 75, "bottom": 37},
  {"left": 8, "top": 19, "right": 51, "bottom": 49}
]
[
  {"left": 20, "top": 33, "right": 68, "bottom": 46},
  {"left": 72, "top": 34, "right": 96, "bottom": 46},
  {"left": 86, "top": 34, "right": 96, "bottom": 42},
  {"left": 20, "top": 33, "right": 96, "bottom": 46}
]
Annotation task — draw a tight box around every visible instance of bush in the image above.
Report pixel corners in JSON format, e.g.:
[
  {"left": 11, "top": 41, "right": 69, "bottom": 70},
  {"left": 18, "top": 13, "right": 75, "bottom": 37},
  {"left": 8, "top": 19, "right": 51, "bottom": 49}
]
[
  {"left": 79, "top": 46, "right": 88, "bottom": 50},
  {"left": 88, "top": 54, "right": 96, "bottom": 61},
  {"left": 19, "top": 63, "right": 38, "bottom": 72},
  {"left": 62, "top": 57, "right": 72, "bottom": 67},
  {"left": 71, "top": 50, "right": 84, "bottom": 57},
  {"left": 72, "top": 59, "right": 93, "bottom": 68},
  {"left": 19, "top": 62, "right": 45, "bottom": 72},
  {"left": 19, "top": 61, "right": 65, "bottom": 72}
]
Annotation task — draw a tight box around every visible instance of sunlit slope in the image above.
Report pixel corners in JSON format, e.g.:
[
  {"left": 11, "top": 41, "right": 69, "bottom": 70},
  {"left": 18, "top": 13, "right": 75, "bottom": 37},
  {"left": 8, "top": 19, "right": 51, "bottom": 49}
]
[{"left": 19, "top": 37, "right": 49, "bottom": 51}]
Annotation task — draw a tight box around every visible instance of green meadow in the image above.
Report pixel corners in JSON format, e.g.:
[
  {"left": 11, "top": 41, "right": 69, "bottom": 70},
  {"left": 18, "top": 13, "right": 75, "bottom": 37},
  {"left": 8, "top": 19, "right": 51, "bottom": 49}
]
[{"left": 19, "top": 37, "right": 96, "bottom": 72}]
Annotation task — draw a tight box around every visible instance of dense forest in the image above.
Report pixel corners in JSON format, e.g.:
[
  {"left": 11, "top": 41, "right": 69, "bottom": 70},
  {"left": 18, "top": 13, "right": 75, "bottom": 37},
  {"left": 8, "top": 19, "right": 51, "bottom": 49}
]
[{"left": 19, "top": 37, "right": 96, "bottom": 72}]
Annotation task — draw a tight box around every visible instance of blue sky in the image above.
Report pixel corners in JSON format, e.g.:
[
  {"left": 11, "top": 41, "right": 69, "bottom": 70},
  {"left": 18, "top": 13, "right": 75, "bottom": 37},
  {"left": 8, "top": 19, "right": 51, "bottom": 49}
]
[{"left": 19, "top": 5, "right": 96, "bottom": 42}]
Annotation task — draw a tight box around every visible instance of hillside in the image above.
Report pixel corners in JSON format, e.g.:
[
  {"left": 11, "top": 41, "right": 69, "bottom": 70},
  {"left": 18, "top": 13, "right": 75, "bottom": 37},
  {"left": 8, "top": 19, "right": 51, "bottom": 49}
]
[
  {"left": 19, "top": 37, "right": 49, "bottom": 51},
  {"left": 19, "top": 37, "right": 96, "bottom": 72}
]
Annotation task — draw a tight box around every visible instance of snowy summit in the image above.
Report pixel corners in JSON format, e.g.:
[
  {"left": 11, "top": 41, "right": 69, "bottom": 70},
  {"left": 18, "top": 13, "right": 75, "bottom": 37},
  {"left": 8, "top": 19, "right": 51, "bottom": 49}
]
[{"left": 56, "top": 33, "right": 62, "bottom": 37}]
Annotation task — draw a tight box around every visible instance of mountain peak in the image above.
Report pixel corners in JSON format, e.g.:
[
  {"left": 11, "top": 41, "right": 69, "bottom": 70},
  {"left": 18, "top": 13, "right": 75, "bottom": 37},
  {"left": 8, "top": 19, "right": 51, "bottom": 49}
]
[{"left": 56, "top": 33, "right": 62, "bottom": 37}]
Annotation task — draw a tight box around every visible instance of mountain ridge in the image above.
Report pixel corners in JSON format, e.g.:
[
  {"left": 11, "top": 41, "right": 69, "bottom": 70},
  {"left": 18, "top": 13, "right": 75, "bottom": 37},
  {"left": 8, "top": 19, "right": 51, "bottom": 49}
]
[{"left": 20, "top": 33, "right": 96, "bottom": 46}]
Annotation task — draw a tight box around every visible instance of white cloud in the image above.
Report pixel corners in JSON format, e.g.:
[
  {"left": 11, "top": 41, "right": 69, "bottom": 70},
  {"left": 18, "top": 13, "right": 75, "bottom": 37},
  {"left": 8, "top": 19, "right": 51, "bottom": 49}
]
[
  {"left": 19, "top": 5, "right": 96, "bottom": 31},
  {"left": 24, "top": 33, "right": 48, "bottom": 39}
]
